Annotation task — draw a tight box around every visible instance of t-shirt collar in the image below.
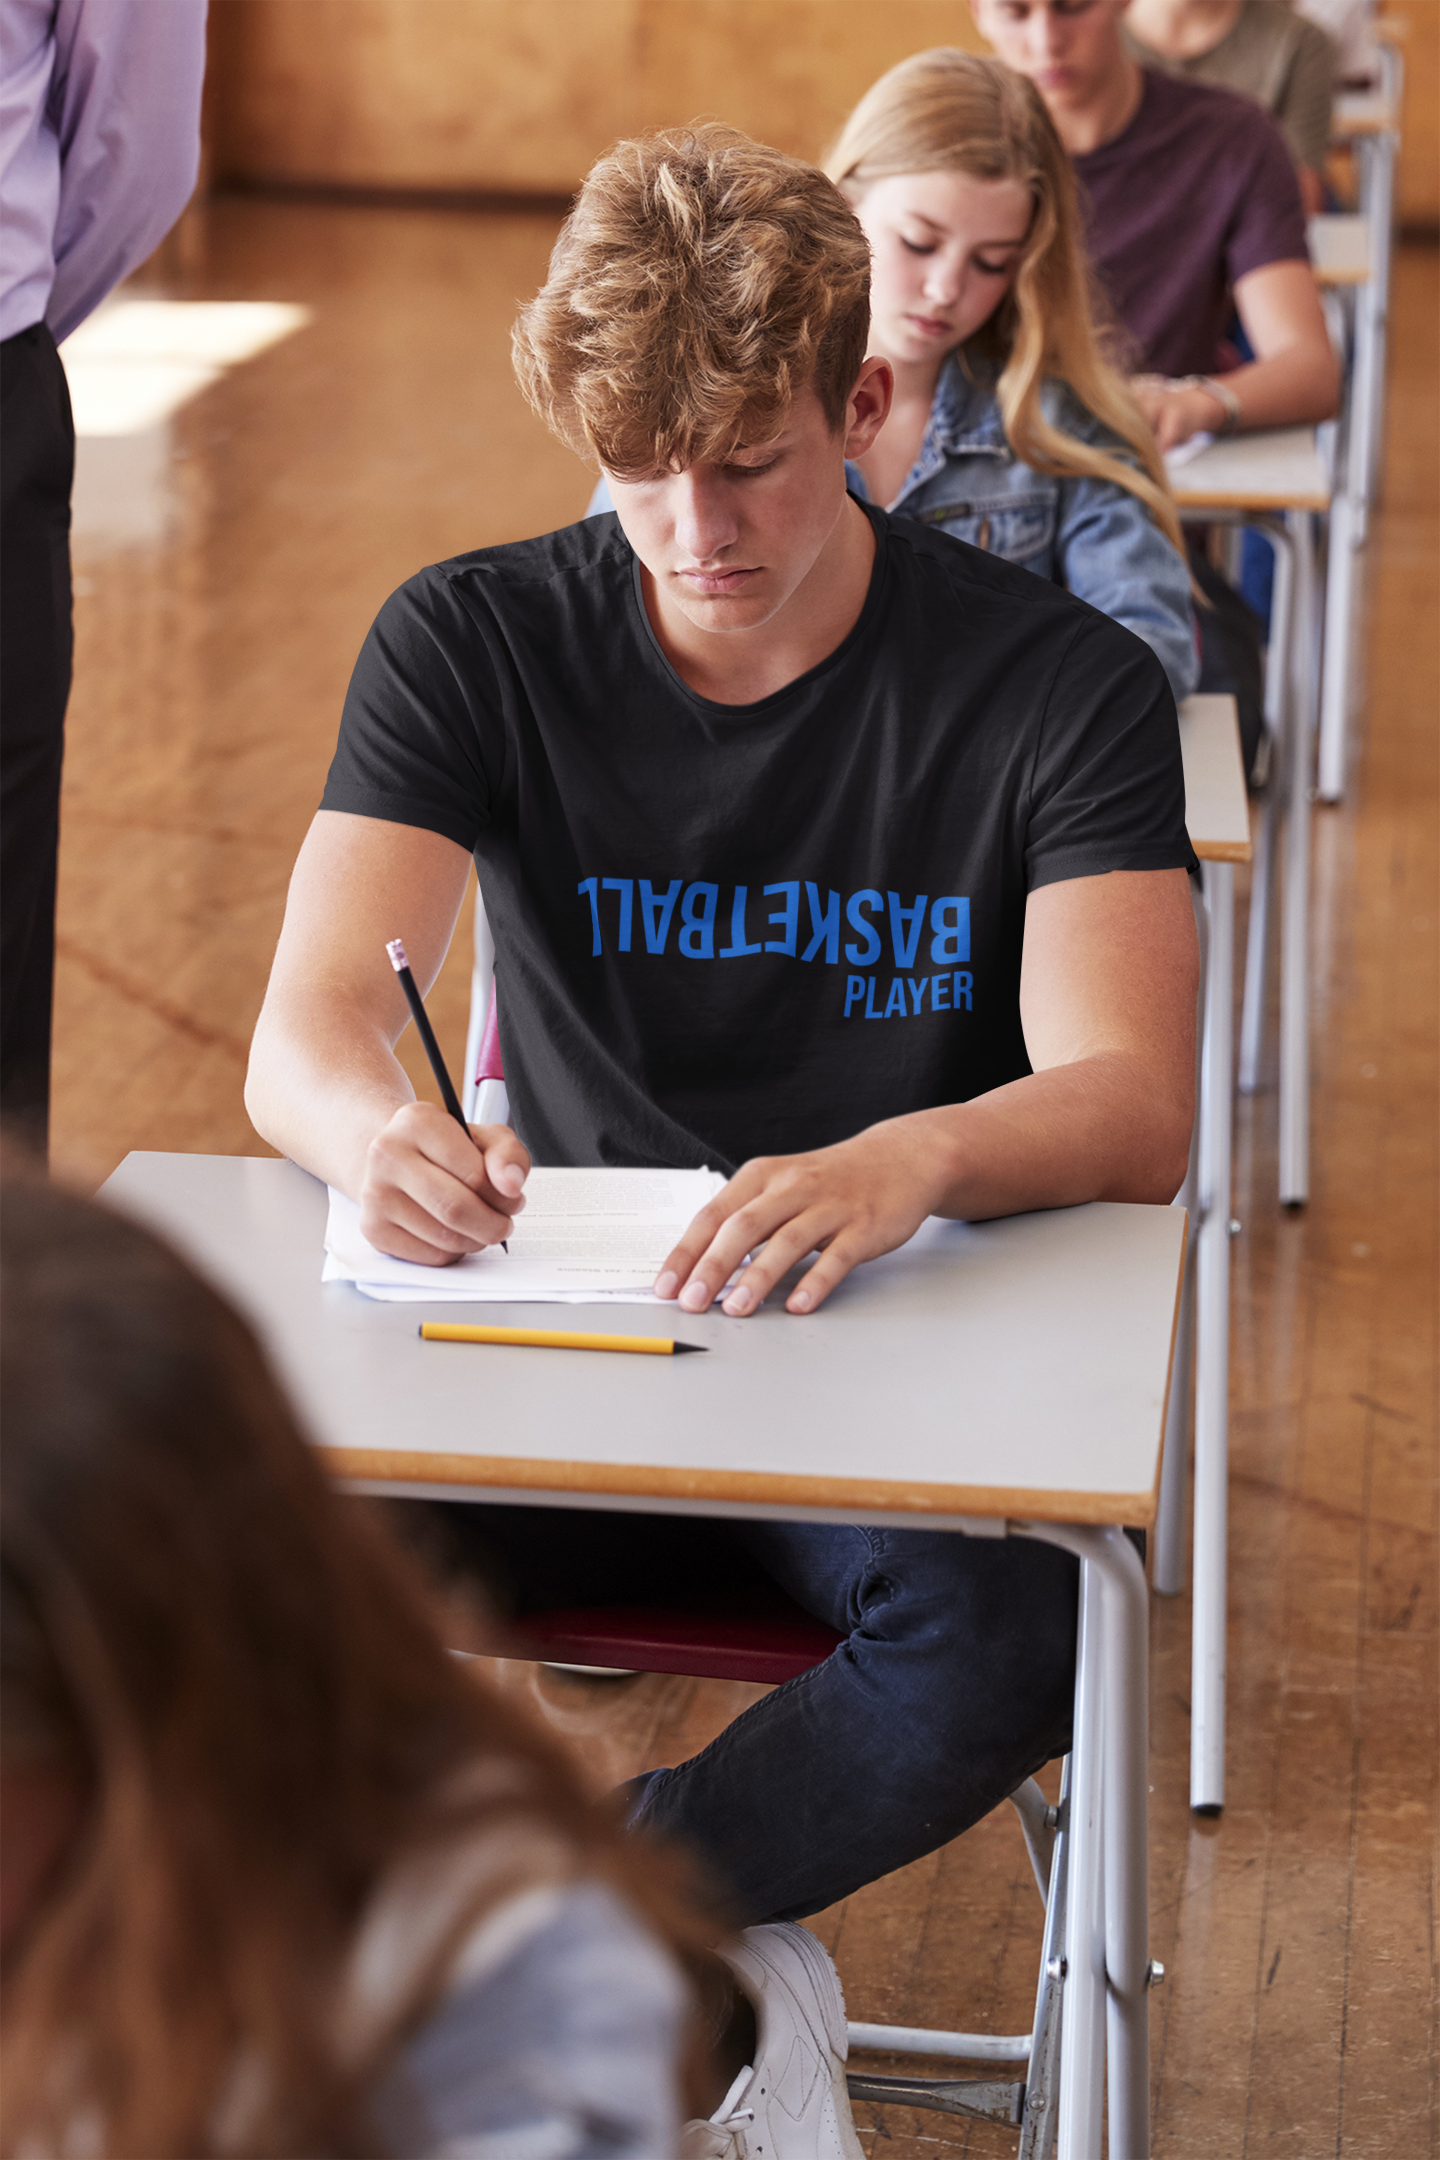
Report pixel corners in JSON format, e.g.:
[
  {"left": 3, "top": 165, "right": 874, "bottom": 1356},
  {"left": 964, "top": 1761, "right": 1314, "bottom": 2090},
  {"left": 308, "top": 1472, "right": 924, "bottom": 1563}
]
[{"left": 1072, "top": 65, "right": 1161, "bottom": 170}]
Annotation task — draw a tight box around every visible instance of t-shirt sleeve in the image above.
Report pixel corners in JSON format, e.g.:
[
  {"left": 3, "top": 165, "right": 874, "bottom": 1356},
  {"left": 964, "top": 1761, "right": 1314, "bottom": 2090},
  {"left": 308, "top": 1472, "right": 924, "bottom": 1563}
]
[
  {"left": 320, "top": 571, "right": 503, "bottom": 853},
  {"left": 1277, "top": 18, "right": 1337, "bottom": 173},
  {"left": 1226, "top": 106, "right": 1312, "bottom": 283},
  {"left": 1024, "top": 612, "right": 1197, "bottom": 890}
]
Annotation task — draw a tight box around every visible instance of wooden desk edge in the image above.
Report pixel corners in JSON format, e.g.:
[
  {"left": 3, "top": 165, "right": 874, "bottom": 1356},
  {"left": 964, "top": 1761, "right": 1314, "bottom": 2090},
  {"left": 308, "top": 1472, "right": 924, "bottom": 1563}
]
[
  {"left": 1173, "top": 485, "right": 1331, "bottom": 513},
  {"left": 325, "top": 1446, "right": 1159, "bottom": 1530},
  {"left": 1329, "top": 117, "right": 1396, "bottom": 139},
  {"left": 1193, "top": 836, "right": 1253, "bottom": 863}
]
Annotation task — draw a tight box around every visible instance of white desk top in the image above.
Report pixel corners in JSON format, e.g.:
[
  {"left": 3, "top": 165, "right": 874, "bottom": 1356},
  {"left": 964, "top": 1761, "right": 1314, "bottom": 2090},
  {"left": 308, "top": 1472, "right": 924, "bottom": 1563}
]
[
  {"left": 1179, "top": 694, "right": 1251, "bottom": 864},
  {"left": 1308, "top": 212, "right": 1371, "bottom": 287},
  {"left": 1168, "top": 426, "right": 1331, "bottom": 513},
  {"left": 100, "top": 1154, "right": 1185, "bottom": 1529}
]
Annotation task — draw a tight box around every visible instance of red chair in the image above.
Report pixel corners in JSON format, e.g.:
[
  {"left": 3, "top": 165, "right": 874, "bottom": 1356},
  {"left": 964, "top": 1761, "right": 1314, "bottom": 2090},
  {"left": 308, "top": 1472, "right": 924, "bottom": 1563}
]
[
  {"left": 515, "top": 1584, "right": 844, "bottom": 1686},
  {"left": 459, "top": 917, "right": 1069, "bottom": 2151}
]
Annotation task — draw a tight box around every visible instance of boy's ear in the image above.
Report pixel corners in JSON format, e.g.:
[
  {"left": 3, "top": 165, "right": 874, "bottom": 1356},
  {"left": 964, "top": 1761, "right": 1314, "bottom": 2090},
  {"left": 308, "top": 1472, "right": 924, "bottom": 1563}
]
[{"left": 842, "top": 357, "right": 894, "bottom": 460}]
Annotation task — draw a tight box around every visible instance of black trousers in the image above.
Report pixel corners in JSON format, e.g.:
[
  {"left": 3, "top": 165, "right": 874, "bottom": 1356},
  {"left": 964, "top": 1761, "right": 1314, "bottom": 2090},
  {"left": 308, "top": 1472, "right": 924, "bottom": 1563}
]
[
  {"left": 1, "top": 323, "right": 74, "bottom": 1153},
  {"left": 402, "top": 1500, "right": 1081, "bottom": 1925}
]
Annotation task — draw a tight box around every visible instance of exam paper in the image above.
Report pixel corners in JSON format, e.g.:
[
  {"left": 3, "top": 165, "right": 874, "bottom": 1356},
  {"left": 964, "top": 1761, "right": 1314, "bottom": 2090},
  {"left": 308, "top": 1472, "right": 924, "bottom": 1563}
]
[
  {"left": 322, "top": 1166, "right": 728, "bottom": 1304},
  {"left": 1164, "top": 430, "right": 1217, "bottom": 471}
]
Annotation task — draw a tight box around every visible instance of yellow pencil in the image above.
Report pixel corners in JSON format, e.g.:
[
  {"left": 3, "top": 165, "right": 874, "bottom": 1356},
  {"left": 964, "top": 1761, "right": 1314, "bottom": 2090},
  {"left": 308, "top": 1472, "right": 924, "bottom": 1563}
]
[{"left": 418, "top": 1321, "right": 707, "bottom": 1356}]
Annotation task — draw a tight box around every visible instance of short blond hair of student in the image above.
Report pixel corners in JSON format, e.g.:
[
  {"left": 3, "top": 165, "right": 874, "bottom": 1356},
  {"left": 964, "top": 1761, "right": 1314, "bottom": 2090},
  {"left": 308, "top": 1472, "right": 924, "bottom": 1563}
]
[
  {"left": 513, "top": 124, "right": 872, "bottom": 476},
  {"left": 826, "top": 49, "right": 1186, "bottom": 558}
]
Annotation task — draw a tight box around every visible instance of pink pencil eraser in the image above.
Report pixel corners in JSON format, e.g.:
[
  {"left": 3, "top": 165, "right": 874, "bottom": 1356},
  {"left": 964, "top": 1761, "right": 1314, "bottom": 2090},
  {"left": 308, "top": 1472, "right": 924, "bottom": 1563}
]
[{"left": 385, "top": 939, "right": 408, "bottom": 971}]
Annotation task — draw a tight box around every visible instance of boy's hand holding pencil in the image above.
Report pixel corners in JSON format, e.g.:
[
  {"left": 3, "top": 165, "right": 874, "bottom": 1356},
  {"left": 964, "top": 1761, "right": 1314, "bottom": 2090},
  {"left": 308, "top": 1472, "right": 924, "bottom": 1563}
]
[
  {"left": 356, "top": 940, "right": 530, "bottom": 1268},
  {"left": 359, "top": 1100, "right": 528, "bottom": 1268}
]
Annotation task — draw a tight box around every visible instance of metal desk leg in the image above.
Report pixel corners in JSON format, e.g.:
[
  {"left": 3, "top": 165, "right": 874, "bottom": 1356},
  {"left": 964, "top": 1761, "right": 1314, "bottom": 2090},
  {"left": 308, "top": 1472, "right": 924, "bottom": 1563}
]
[
  {"left": 1021, "top": 1525, "right": 1152, "bottom": 2160},
  {"left": 1318, "top": 487, "right": 1359, "bottom": 804},
  {"left": 1279, "top": 512, "right": 1318, "bottom": 1207},
  {"left": 1361, "top": 127, "right": 1396, "bottom": 509},
  {"left": 1239, "top": 515, "right": 1294, "bottom": 1095},
  {"left": 1192, "top": 861, "right": 1235, "bottom": 1811},
  {"left": 1156, "top": 883, "right": 1208, "bottom": 1597},
  {"left": 1319, "top": 286, "right": 1363, "bottom": 805},
  {"left": 1059, "top": 1560, "right": 1105, "bottom": 2160}
]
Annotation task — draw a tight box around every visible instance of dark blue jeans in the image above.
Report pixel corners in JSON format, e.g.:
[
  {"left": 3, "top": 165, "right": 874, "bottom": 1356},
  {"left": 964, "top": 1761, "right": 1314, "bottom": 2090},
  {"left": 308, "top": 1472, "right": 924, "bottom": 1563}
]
[{"left": 407, "top": 1502, "right": 1080, "bottom": 1925}]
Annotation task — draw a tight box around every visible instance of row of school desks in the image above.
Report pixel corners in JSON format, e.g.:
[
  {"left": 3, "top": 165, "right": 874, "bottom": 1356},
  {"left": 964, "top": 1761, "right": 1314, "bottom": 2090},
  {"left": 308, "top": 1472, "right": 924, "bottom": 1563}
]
[
  {"left": 1158, "top": 106, "right": 1402, "bottom": 1816},
  {"left": 1165, "top": 131, "right": 1397, "bottom": 1220},
  {"left": 99, "top": 89, "right": 1400, "bottom": 2154}
]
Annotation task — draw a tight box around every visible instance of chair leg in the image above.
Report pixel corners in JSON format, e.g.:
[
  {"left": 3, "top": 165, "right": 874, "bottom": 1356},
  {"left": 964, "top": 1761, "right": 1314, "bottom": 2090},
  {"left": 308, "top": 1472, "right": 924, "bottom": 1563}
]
[
  {"left": 1017, "top": 1757, "right": 1072, "bottom": 2159},
  {"left": 1010, "top": 1774, "right": 1059, "bottom": 1905},
  {"left": 844, "top": 1773, "right": 1066, "bottom": 2135},
  {"left": 844, "top": 2069, "right": 1025, "bottom": 2126}
]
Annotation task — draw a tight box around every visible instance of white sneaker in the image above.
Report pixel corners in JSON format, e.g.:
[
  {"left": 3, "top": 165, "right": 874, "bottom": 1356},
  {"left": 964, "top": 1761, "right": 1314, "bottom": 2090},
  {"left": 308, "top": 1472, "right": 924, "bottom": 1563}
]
[{"left": 681, "top": 1922, "right": 865, "bottom": 2160}]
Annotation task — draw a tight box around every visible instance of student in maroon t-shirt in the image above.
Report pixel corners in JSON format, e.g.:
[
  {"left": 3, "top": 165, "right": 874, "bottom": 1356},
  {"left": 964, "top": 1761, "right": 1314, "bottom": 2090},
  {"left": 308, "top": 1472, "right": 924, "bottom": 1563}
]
[{"left": 971, "top": 0, "right": 1338, "bottom": 453}]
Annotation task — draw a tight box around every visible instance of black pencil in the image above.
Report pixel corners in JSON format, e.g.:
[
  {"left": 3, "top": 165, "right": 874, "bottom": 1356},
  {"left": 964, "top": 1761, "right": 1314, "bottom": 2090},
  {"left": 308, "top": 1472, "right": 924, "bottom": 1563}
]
[
  {"left": 385, "top": 937, "right": 508, "bottom": 1249},
  {"left": 385, "top": 938, "right": 468, "bottom": 1127}
]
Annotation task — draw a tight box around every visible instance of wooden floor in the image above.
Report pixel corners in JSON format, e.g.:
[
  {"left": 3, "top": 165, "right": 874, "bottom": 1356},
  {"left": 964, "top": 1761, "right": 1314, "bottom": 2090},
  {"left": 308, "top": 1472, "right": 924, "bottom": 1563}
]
[{"left": 53, "top": 203, "right": 1438, "bottom": 2154}]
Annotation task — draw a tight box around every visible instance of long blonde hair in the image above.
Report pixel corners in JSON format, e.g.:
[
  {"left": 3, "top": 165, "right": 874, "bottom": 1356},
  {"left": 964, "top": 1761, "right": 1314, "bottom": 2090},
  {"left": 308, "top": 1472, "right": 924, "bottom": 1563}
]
[{"left": 826, "top": 49, "right": 1186, "bottom": 556}]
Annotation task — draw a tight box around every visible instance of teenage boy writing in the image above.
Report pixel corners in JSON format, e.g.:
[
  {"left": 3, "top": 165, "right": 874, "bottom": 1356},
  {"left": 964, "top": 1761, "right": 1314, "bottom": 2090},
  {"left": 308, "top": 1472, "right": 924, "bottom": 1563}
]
[{"left": 249, "top": 126, "right": 1196, "bottom": 2147}]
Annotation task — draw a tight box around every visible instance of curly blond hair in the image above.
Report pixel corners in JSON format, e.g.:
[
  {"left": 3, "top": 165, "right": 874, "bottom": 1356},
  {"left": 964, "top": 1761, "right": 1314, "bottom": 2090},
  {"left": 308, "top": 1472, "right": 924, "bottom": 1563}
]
[{"left": 513, "top": 124, "right": 872, "bottom": 477}]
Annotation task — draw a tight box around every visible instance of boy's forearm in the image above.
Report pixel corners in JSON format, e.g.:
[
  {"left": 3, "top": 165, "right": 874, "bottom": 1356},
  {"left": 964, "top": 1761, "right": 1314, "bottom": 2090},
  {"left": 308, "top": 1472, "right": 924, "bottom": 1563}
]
[
  {"left": 245, "top": 988, "right": 415, "bottom": 1196},
  {"left": 908, "top": 1052, "right": 1193, "bottom": 1221},
  {"left": 1219, "top": 345, "right": 1340, "bottom": 430}
]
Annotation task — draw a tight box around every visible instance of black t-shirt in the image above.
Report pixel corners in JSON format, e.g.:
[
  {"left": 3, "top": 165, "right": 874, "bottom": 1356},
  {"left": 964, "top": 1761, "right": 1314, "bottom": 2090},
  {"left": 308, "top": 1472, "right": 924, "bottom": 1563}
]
[{"left": 323, "top": 503, "right": 1194, "bottom": 1173}]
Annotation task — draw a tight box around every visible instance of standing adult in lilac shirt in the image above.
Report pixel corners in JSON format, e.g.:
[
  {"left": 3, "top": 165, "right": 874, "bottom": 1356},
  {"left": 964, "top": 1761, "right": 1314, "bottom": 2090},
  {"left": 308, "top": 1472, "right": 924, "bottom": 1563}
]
[
  {"left": 970, "top": 0, "right": 1338, "bottom": 453},
  {"left": 0, "top": 0, "right": 207, "bottom": 1150}
]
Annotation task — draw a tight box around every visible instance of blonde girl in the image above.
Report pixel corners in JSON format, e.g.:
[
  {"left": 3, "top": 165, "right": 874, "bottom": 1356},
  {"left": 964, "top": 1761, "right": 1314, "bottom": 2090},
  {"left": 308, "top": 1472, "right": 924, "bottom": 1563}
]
[{"left": 827, "top": 48, "right": 1199, "bottom": 700}]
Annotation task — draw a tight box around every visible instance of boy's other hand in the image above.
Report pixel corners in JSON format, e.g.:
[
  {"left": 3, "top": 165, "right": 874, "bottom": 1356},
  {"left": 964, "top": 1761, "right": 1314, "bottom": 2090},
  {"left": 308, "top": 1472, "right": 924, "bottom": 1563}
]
[
  {"left": 653, "top": 1124, "right": 949, "bottom": 1318},
  {"left": 358, "top": 1101, "right": 530, "bottom": 1266},
  {"left": 1131, "top": 373, "right": 1229, "bottom": 452}
]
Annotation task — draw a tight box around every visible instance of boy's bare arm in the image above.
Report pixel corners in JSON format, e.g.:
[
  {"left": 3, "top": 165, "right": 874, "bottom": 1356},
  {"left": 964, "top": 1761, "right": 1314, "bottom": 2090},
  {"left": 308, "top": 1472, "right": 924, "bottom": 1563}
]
[
  {"left": 656, "top": 867, "right": 1199, "bottom": 1316},
  {"left": 245, "top": 811, "right": 530, "bottom": 1262}
]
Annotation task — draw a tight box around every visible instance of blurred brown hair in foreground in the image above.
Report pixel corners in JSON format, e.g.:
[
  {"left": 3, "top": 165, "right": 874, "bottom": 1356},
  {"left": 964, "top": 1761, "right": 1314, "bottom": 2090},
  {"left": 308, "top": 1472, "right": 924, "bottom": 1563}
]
[
  {"left": 0, "top": 1162, "right": 713, "bottom": 2157},
  {"left": 513, "top": 122, "right": 872, "bottom": 477}
]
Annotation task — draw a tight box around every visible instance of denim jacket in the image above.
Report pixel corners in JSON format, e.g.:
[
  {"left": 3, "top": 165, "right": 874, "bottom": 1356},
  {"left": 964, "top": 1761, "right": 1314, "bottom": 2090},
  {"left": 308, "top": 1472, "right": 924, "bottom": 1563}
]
[{"left": 848, "top": 357, "right": 1199, "bottom": 702}]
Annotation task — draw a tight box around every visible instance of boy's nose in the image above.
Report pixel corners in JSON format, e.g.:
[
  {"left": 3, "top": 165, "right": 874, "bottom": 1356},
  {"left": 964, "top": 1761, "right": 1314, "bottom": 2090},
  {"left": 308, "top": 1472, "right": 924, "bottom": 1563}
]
[{"left": 673, "top": 473, "right": 741, "bottom": 562}]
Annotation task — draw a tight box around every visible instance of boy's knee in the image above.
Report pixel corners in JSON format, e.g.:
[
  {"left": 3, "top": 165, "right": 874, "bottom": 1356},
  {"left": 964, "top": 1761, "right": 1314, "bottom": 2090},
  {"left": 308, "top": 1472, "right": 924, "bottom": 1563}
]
[{"left": 862, "top": 1534, "right": 1079, "bottom": 1760}]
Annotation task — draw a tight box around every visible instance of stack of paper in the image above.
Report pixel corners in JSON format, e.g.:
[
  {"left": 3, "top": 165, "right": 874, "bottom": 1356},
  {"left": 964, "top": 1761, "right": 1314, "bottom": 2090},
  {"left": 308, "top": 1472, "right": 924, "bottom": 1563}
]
[{"left": 323, "top": 1166, "right": 728, "bottom": 1304}]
